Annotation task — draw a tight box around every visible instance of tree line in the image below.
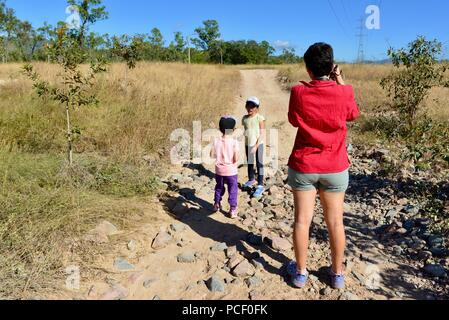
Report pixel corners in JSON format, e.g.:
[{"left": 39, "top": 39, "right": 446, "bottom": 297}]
[{"left": 0, "top": 0, "right": 302, "bottom": 65}]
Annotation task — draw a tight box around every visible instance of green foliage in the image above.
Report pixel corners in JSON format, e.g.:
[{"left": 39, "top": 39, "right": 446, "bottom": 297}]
[
  {"left": 0, "top": 0, "right": 109, "bottom": 62},
  {"left": 222, "top": 40, "right": 276, "bottom": 64},
  {"left": 379, "top": 36, "right": 449, "bottom": 169},
  {"left": 0, "top": 0, "right": 30, "bottom": 61},
  {"left": 23, "top": 27, "right": 107, "bottom": 106},
  {"left": 148, "top": 27, "right": 164, "bottom": 47},
  {"left": 380, "top": 36, "right": 448, "bottom": 129},
  {"left": 111, "top": 34, "right": 144, "bottom": 69},
  {"left": 165, "top": 32, "right": 187, "bottom": 62},
  {"left": 1, "top": 0, "right": 302, "bottom": 65},
  {"left": 358, "top": 113, "right": 449, "bottom": 171},
  {"left": 192, "top": 20, "right": 221, "bottom": 51},
  {"left": 403, "top": 116, "right": 449, "bottom": 170},
  {"left": 144, "top": 27, "right": 165, "bottom": 61},
  {"left": 276, "top": 48, "right": 303, "bottom": 64},
  {"left": 22, "top": 22, "right": 107, "bottom": 165}
]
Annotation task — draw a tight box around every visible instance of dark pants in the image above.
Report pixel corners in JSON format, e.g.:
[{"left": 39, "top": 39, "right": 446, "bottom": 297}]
[
  {"left": 214, "top": 175, "right": 238, "bottom": 209},
  {"left": 246, "top": 145, "right": 264, "bottom": 186}
]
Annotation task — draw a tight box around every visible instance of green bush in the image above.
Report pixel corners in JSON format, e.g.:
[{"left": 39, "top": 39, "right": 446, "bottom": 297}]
[{"left": 381, "top": 36, "right": 448, "bottom": 130}]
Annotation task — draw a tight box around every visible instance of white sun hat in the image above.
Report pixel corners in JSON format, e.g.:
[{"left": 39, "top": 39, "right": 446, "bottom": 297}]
[{"left": 246, "top": 96, "right": 260, "bottom": 107}]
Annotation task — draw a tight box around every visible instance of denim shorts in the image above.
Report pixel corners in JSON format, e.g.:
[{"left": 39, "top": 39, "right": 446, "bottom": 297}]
[{"left": 288, "top": 168, "right": 349, "bottom": 193}]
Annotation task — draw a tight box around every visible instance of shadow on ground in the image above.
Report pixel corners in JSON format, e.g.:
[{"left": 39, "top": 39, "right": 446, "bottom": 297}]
[
  {"left": 160, "top": 163, "right": 448, "bottom": 299},
  {"left": 160, "top": 180, "right": 291, "bottom": 278}
]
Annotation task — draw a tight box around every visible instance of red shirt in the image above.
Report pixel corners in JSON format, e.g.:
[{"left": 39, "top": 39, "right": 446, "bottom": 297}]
[{"left": 288, "top": 80, "right": 360, "bottom": 174}]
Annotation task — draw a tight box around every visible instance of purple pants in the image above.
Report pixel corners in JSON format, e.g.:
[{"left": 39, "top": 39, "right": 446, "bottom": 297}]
[{"left": 214, "top": 175, "right": 238, "bottom": 209}]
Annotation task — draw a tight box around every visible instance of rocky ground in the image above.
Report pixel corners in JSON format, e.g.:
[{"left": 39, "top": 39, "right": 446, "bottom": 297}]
[
  {"left": 63, "top": 149, "right": 448, "bottom": 300},
  {"left": 52, "top": 69, "right": 448, "bottom": 301}
]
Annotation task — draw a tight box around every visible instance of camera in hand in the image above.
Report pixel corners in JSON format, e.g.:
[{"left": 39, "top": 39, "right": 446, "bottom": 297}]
[{"left": 330, "top": 65, "right": 343, "bottom": 81}]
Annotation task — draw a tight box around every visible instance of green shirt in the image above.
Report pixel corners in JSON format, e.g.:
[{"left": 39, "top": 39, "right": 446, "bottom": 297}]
[{"left": 242, "top": 114, "right": 265, "bottom": 147}]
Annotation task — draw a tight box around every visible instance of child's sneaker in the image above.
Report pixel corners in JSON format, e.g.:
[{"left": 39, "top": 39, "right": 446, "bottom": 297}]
[
  {"left": 252, "top": 186, "right": 265, "bottom": 199},
  {"left": 330, "top": 270, "right": 345, "bottom": 290},
  {"left": 242, "top": 180, "right": 257, "bottom": 190},
  {"left": 287, "top": 261, "right": 308, "bottom": 288},
  {"left": 229, "top": 208, "right": 238, "bottom": 219}
]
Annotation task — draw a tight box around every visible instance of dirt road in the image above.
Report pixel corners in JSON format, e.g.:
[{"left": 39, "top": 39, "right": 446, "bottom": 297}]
[{"left": 63, "top": 70, "right": 447, "bottom": 301}]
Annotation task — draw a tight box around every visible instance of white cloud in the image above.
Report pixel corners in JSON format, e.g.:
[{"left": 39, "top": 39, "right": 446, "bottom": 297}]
[{"left": 274, "top": 40, "right": 293, "bottom": 50}]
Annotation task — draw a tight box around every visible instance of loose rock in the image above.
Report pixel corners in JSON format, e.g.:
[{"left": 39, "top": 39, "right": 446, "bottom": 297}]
[
  {"left": 152, "top": 232, "right": 173, "bottom": 250},
  {"left": 114, "top": 258, "right": 135, "bottom": 271},
  {"left": 265, "top": 236, "right": 292, "bottom": 252},
  {"left": 177, "top": 252, "right": 197, "bottom": 264},
  {"left": 340, "top": 292, "right": 361, "bottom": 301},
  {"left": 170, "top": 222, "right": 187, "bottom": 233},
  {"left": 232, "top": 260, "right": 256, "bottom": 278},
  {"left": 100, "top": 285, "right": 129, "bottom": 300},
  {"left": 211, "top": 242, "right": 228, "bottom": 252},
  {"left": 226, "top": 246, "right": 237, "bottom": 258},
  {"left": 228, "top": 255, "right": 244, "bottom": 269},
  {"left": 85, "top": 221, "right": 119, "bottom": 244},
  {"left": 127, "top": 240, "right": 137, "bottom": 252},
  {"left": 249, "top": 291, "right": 263, "bottom": 301},
  {"left": 245, "top": 276, "right": 263, "bottom": 289},
  {"left": 251, "top": 258, "right": 265, "bottom": 270},
  {"left": 206, "top": 276, "right": 226, "bottom": 293}
]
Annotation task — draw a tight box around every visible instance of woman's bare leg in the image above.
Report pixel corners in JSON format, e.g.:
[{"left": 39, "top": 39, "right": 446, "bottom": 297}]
[
  {"left": 320, "top": 191, "right": 346, "bottom": 274},
  {"left": 292, "top": 189, "right": 317, "bottom": 274}
]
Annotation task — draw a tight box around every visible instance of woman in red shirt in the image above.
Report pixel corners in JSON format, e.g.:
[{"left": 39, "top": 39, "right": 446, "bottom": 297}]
[{"left": 286, "top": 43, "right": 360, "bottom": 290}]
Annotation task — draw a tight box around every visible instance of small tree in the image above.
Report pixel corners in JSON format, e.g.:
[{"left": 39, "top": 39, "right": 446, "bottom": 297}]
[
  {"left": 148, "top": 28, "right": 165, "bottom": 61},
  {"left": 167, "top": 31, "right": 186, "bottom": 62},
  {"left": 111, "top": 34, "right": 144, "bottom": 86},
  {"left": 193, "top": 20, "right": 221, "bottom": 63},
  {"left": 380, "top": 36, "right": 448, "bottom": 130},
  {"left": 380, "top": 36, "right": 449, "bottom": 168},
  {"left": 278, "top": 48, "right": 302, "bottom": 64},
  {"left": 23, "top": 26, "right": 107, "bottom": 165},
  {"left": 193, "top": 20, "right": 220, "bottom": 51},
  {"left": 112, "top": 35, "right": 144, "bottom": 69}
]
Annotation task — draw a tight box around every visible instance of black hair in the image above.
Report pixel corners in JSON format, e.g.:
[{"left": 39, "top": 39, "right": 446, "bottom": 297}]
[
  {"left": 304, "top": 43, "right": 334, "bottom": 78},
  {"left": 245, "top": 101, "right": 259, "bottom": 109},
  {"left": 219, "top": 117, "right": 236, "bottom": 135}
]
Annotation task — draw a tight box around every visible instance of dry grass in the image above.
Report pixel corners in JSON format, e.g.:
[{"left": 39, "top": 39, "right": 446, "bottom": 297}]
[
  {"left": 277, "top": 63, "right": 449, "bottom": 121},
  {"left": 0, "top": 62, "right": 240, "bottom": 161},
  {"left": 0, "top": 62, "right": 240, "bottom": 299}
]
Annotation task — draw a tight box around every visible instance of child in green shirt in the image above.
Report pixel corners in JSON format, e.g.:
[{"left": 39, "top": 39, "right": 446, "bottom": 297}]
[{"left": 242, "top": 96, "right": 266, "bottom": 199}]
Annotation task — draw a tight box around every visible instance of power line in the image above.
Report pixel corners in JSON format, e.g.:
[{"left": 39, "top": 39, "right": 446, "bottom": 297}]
[
  {"left": 327, "top": 0, "right": 350, "bottom": 39},
  {"left": 340, "top": 0, "right": 352, "bottom": 27}
]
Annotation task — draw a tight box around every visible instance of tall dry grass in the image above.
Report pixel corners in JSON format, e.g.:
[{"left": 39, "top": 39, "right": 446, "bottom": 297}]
[
  {"left": 1, "top": 62, "right": 240, "bottom": 162},
  {"left": 0, "top": 62, "right": 240, "bottom": 298}
]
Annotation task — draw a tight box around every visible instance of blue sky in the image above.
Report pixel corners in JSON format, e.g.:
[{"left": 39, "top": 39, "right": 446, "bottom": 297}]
[{"left": 7, "top": 0, "right": 449, "bottom": 61}]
